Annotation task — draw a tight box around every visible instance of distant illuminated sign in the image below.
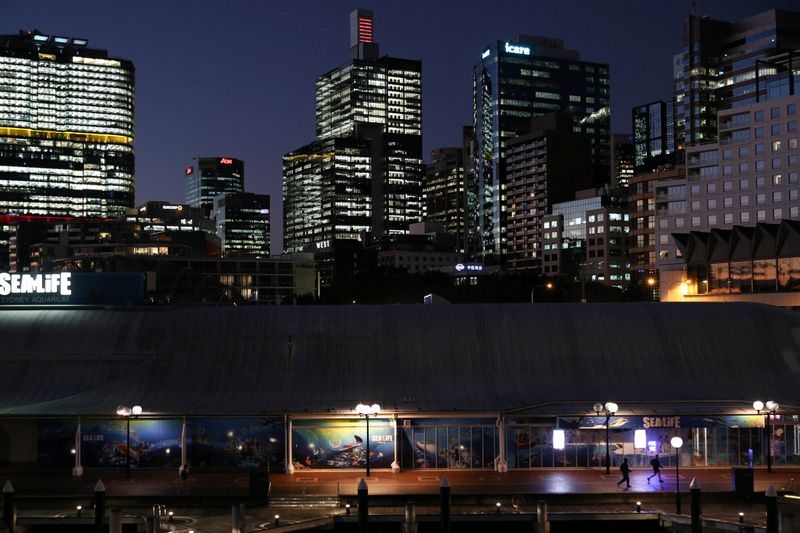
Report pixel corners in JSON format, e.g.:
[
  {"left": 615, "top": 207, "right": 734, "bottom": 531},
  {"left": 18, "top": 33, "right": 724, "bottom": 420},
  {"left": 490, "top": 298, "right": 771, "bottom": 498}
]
[
  {"left": 185, "top": 167, "right": 193, "bottom": 175},
  {"left": 219, "top": 158, "right": 233, "bottom": 164},
  {"left": 647, "top": 441, "right": 657, "bottom": 453},
  {"left": 454, "top": 263, "right": 483, "bottom": 273},
  {"left": 481, "top": 49, "right": 491, "bottom": 59},
  {"left": 259, "top": 209, "right": 270, "bottom": 215},
  {"left": 504, "top": 42, "right": 530, "bottom": 55},
  {"left": 0, "top": 272, "right": 72, "bottom": 296},
  {"left": 162, "top": 205, "right": 183, "bottom": 211}
]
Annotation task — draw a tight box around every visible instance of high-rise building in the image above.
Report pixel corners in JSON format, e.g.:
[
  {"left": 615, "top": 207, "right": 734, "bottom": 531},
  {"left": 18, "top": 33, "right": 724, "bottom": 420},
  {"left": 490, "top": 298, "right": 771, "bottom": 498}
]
[
  {"left": 283, "top": 8, "right": 423, "bottom": 274},
  {"left": 212, "top": 192, "right": 270, "bottom": 257},
  {"left": 423, "top": 147, "right": 467, "bottom": 253},
  {"left": 504, "top": 113, "right": 593, "bottom": 271},
  {"left": 632, "top": 101, "right": 676, "bottom": 174},
  {"left": 283, "top": 137, "right": 372, "bottom": 255},
  {"left": 612, "top": 133, "right": 635, "bottom": 189},
  {"left": 541, "top": 188, "right": 630, "bottom": 288},
  {"left": 473, "top": 35, "right": 610, "bottom": 261},
  {"left": 0, "top": 30, "right": 135, "bottom": 218},
  {"left": 185, "top": 157, "right": 244, "bottom": 217},
  {"left": 673, "top": 8, "right": 800, "bottom": 151}
]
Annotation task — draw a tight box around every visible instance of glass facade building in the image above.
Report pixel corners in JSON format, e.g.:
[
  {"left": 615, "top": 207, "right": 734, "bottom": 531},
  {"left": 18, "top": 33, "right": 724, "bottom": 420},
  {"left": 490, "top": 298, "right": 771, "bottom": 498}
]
[
  {"left": 673, "top": 9, "right": 800, "bottom": 151},
  {"left": 473, "top": 35, "right": 610, "bottom": 261},
  {"left": 212, "top": 192, "right": 270, "bottom": 257},
  {"left": 185, "top": 157, "right": 244, "bottom": 217},
  {"left": 0, "top": 31, "right": 135, "bottom": 218},
  {"left": 283, "top": 8, "right": 423, "bottom": 258},
  {"left": 423, "top": 147, "right": 467, "bottom": 253},
  {"left": 283, "top": 137, "right": 372, "bottom": 254}
]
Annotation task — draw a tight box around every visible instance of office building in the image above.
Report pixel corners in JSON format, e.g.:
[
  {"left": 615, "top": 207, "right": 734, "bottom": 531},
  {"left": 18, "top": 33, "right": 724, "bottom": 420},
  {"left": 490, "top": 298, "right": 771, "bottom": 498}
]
[
  {"left": 504, "top": 113, "right": 593, "bottom": 271},
  {"left": 627, "top": 168, "right": 684, "bottom": 298},
  {"left": 612, "top": 133, "right": 635, "bottom": 189},
  {"left": 632, "top": 101, "right": 676, "bottom": 174},
  {"left": 657, "top": 94, "right": 800, "bottom": 298},
  {"left": 0, "top": 30, "right": 135, "bottom": 217},
  {"left": 313, "top": 8, "right": 423, "bottom": 237},
  {"left": 473, "top": 35, "right": 610, "bottom": 260},
  {"left": 283, "top": 137, "right": 372, "bottom": 255},
  {"left": 541, "top": 188, "right": 629, "bottom": 287},
  {"left": 673, "top": 8, "right": 800, "bottom": 151},
  {"left": 0, "top": 31, "right": 135, "bottom": 268},
  {"left": 212, "top": 192, "right": 270, "bottom": 257},
  {"left": 423, "top": 147, "right": 467, "bottom": 253},
  {"left": 185, "top": 157, "right": 244, "bottom": 217}
]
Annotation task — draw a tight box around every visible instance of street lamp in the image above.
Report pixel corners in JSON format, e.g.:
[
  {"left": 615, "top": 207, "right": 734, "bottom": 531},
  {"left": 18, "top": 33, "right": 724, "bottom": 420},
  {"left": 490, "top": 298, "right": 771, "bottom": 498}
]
[
  {"left": 754, "top": 400, "right": 780, "bottom": 473},
  {"left": 593, "top": 401, "right": 618, "bottom": 474},
  {"left": 355, "top": 403, "right": 381, "bottom": 476},
  {"left": 671, "top": 436, "right": 684, "bottom": 514},
  {"left": 530, "top": 282, "right": 553, "bottom": 303},
  {"left": 116, "top": 405, "right": 142, "bottom": 479}
]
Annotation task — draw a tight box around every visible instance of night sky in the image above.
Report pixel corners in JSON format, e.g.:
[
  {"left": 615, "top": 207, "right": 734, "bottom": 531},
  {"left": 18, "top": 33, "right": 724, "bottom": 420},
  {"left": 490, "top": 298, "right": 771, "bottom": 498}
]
[{"left": 5, "top": 0, "right": 798, "bottom": 250}]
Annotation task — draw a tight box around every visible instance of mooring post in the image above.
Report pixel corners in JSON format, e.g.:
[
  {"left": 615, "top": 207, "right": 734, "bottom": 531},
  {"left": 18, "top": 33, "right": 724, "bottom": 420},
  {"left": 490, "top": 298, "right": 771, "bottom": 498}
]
[
  {"left": 766, "top": 484, "right": 778, "bottom": 533},
  {"left": 440, "top": 476, "right": 451, "bottom": 533},
  {"left": 94, "top": 480, "right": 106, "bottom": 533},
  {"left": 404, "top": 501, "right": 417, "bottom": 533},
  {"left": 358, "top": 478, "right": 368, "bottom": 533},
  {"left": 690, "top": 477, "right": 702, "bottom": 533},
  {"left": 2, "top": 481, "right": 15, "bottom": 533},
  {"left": 537, "top": 500, "right": 549, "bottom": 533}
]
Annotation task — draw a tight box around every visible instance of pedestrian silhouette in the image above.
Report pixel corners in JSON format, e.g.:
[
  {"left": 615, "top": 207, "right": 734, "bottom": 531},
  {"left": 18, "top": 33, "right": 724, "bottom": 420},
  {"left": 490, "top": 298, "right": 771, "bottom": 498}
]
[
  {"left": 617, "top": 457, "right": 631, "bottom": 488},
  {"left": 647, "top": 454, "right": 663, "bottom": 483},
  {"left": 179, "top": 463, "right": 189, "bottom": 494}
]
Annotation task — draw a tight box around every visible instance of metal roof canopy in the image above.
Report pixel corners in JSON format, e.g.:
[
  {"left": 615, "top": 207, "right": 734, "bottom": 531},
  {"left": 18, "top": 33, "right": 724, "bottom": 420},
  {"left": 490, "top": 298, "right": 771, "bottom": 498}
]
[{"left": 0, "top": 302, "right": 797, "bottom": 417}]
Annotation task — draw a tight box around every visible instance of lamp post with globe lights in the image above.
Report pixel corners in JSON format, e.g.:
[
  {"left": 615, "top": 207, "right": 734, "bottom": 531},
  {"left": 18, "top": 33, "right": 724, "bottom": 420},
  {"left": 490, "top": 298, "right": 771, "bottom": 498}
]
[
  {"left": 754, "top": 400, "right": 780, "bottom": 473},
  {"left": 671, "top": 436, "right": 684, "bottom": 514},
  {"left": 355, "top": 403, "right": 381, "bottom": 476},
  {"left": 593, "top": 401, "right": 618, "bottom": 474},
  {"left": 116, "top": 405, "right": 142, "bottom": 479}
]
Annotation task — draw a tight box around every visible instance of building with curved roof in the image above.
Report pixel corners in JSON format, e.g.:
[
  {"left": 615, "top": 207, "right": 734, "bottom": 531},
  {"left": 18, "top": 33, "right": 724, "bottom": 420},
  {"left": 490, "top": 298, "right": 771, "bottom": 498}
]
[{"left": 0, "top": 303, "right": 798, "bottom": 472}]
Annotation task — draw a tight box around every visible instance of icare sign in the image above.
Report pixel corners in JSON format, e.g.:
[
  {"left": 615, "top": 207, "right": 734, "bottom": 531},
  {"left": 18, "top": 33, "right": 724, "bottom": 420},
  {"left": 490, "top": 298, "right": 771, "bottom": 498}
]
[
  {"left": 0, "top": 272, "right": 72, "bottom": 297},
  {"left": 504, "top": 42, "right": 530, "bottom": 56}
]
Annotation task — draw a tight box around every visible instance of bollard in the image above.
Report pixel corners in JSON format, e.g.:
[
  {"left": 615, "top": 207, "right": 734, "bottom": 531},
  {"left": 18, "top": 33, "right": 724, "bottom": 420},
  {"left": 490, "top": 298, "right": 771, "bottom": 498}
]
[
  {"left": 440, "top": 477, "right": 451, "bottom": 533},
  {"left": 2, "top": 480, "right": 15, "bottom": 533},
  {"left": 231, "top": 504, "right": 242, "bottom": 533},
  {"left": 404, "top": 501, "right": 417, "bottom": 533},
  {"left": 536, "top": 500, "right": 549, "bottom": 533},
  {"left": 94, "top": 480, "right": 106, "bottom": 533},
  {"left": 689, "top": 477, "right": 701, "bottom": 533},
  {"left": 110, "top": 508, "right": 122, "bottom": 533},
  {"left": 274, "top": 514, "right": 280, "bottom": 527},
  {"left": 766, "top": 485, "right": 778, "bottom": 533},
  {"left": 636, "top": 501, "right": 641, "bottom": 513},
  {"left": 151, "top": 504, "right": 160, "bottom": 533},
  {"left": 358, "top": 478, "right": 368, "bottom": 533},
  {"left": 239, "top": 503, "right": 246, "bottom": 533}
]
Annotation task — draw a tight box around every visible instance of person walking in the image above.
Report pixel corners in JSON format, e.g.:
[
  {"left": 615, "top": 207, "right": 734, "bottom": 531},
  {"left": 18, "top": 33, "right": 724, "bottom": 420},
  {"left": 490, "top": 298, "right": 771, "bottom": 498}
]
[
  {"left": 617, "top": 457, "right": 631, "bottom": 488},
  {"left": 179, "top": 463, "right": 189, "bottom": 494},
  {"left": 647, "top": 454, "right": 663, "bottom": 483}
]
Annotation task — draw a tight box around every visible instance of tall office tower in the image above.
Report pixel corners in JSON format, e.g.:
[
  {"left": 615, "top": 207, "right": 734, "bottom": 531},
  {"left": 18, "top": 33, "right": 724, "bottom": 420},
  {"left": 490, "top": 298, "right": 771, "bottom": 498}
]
[
  {"left": 473, "top": 35, "right": 610, "bottom": 262},
  {"left": 504, "top": 113, "right": 593, "bottom": 271},
  {"left": 673, "top": 9, "right": 800, "bottom": 152},
  {"left": 283, "top": 137, "right": 372, "bottom": 254},
  {"left": 632, "top": 101, "right": 676, "bottom": 174},
  {"left": 284, "top": 8, "right": 422, "bottom": 262},
  {"left": 184, "top": 157, "right": 244, "bottom": 217},
  {"left": 212, "top": 192, "right": 270, "bottom": 257},
  {"left": 423, "top": 147, "right": 467, "bottom": 253},
  {"left": 0, "top": 31, "right": 135, "bottom": 217},
  {"left": 612, "top": 133, "right": 635, "bottom": 189}
]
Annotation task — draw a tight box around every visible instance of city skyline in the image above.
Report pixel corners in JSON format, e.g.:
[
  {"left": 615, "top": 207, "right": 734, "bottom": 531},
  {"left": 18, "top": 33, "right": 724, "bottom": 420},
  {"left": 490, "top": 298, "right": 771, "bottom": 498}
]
[{"left": 6, "top": 0, "right": 798, "bottom": 250}]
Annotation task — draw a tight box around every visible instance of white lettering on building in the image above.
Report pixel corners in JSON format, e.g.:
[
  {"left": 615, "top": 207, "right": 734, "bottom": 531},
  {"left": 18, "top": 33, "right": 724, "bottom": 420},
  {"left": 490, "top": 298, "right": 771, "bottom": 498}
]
[
  {"left": 0, "top": 272, "right": 72, "bottom": 296},
  {"left": 504, "top": 42, "right": 530, "bottom": 55}
]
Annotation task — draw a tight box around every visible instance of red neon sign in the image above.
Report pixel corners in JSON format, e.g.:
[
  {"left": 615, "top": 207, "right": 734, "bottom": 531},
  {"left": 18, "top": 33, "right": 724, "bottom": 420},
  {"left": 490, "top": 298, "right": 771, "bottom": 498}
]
[
  {"left": 219, "top": 157, "right": 233, "bottom": 164},
  {"left": 185, "top": 166, "right": 193, "bottom": 175}
]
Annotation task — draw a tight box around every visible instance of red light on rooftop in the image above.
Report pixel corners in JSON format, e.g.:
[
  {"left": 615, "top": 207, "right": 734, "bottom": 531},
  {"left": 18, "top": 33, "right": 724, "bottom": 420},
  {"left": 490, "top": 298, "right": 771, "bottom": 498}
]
[
  {"left": 185, "top": 166, "right": 193, "bottom": 175},
  {"left": 357, "top": 17, "right": 373, "bottom": 43}
]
